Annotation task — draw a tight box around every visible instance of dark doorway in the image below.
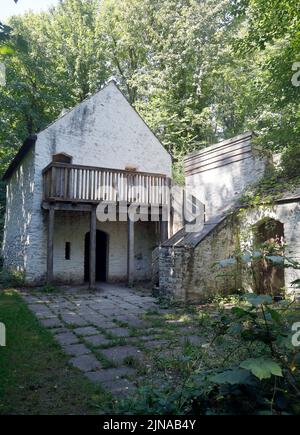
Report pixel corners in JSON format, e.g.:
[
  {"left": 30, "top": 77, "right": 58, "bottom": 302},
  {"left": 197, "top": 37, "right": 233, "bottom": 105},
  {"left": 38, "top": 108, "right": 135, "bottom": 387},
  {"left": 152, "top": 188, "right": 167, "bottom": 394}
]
[
  {"left": 253, "top": 219, "right": 285, "bottom": 296},
  {"left": 84, "top": 230, "right": 108, "bottom": 282}
]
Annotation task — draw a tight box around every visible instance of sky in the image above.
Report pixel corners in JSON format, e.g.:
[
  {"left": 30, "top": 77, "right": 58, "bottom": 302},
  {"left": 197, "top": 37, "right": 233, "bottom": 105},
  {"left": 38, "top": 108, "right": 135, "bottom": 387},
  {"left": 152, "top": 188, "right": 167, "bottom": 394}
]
[{"left": 0, "top": 0, "right": 59, "bottom": 22}]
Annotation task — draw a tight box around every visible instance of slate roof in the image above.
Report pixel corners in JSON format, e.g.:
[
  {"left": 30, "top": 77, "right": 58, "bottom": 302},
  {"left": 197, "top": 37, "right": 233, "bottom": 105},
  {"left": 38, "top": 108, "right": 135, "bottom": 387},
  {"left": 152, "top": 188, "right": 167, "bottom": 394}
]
[
  {"left": 2, "top": 135, "right": 37, "bottom": 181},
  {"left": 162, "top": 214, "right": 227, "bottom": 248},
  {"left": 163, "top": 189, "right": 300, "bottom": 249}
]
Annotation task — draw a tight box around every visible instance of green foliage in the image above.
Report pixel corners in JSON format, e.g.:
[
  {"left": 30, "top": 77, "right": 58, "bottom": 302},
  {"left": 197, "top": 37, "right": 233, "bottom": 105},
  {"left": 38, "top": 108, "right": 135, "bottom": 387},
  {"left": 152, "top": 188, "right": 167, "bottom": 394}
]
[
  {"left": 240, "top": 171, "right": 300, "bottom": 208},
  {"left": 1, "top": 0, "right": 300, "bottom": 186},
  {"left": 210, "top": 368, "right": 254, "bottom": 385},
  {"left": 240, "top": 358, "right": 283, "bottom": 380},
  {"left": 0, "top": 291, "right": 107, "bottom": 415},
  {"left": 113, "top": 293, "right": 300, "bottom": 415},
  {"left": 203, "top": 294, "right": 299, "bottom": 412},
  {"left": 40, "top": 284, "right": 59, "bottom": 293},
  {"left": 0, "top": 268, "right": 25, "bottom": 288},
  {"left": 0, "top": 0, "right": 299, "bottom": 414},
  {"left": 244, "top": 293, "right": 273, "bottom": 307},
  {"left": 216, "top": 243, "right": 300, "bottom": 300},
  {"left": 281, "top": 145, "right": 300, "bottom": 179}
]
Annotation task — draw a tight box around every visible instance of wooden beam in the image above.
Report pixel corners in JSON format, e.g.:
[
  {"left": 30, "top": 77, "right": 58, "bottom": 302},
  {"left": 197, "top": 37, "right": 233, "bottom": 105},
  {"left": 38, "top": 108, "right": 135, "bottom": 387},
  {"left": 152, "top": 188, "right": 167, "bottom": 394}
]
[
  {"left": 127, "top": 218, "right": 135, "bottom": 287},
  {"left": 184, "top": 154, "right": 251, "bottom": 176},
  {"left": 43, "top": 161, "right": 167, "bottom": 178},
  {"left": 184, "top": 132, "right": 253, "bottom": 163},
  {"left": 89, "top": 206, "right": 97, "bottom": 289},
  {"left": 169, "top": 207, "right": 174, "bottom": 238},
  {"left": 160, "top": 220, "right": 169, "bottom": 244},
  {"left": 47, "top": 205, "right": 55, "bottom": 283},
  {"left": 42, "top": 201, "right": 94, "bottom": 212}
]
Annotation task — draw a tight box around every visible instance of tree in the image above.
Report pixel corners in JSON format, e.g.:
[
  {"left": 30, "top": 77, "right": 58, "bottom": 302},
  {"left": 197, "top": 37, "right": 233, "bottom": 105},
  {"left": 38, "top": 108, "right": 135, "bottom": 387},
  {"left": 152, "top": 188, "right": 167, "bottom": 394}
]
[
  {"left": 100, "top": 0, "right": 238, "bottom": 159},
  {"left": 232, "top": 0, "right": 300, "bottom": 152},
  {"left": 0, "top": 0, "right": 108, "bottom": 155}
]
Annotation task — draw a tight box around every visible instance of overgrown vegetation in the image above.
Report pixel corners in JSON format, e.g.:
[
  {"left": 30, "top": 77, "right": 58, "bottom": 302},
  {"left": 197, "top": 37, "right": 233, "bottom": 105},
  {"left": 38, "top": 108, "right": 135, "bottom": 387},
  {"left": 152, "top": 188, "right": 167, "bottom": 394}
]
[
  {"left": 108, "top": 249, "right": 300, "bottom": 415},
  {"left": 110, "top": 294, "right": 300, "bottom": 415},
  {"left": 0, "top": 284, "right": 299, "bottom": 415},
  {"left": 240, "top": 171, "right": 300, "bottom": 209},
  {"left": 0, "top": 268, "right": 24, "bottom": 288},
  {"left": 0, "top": 0, "right": 300, "bottom": 415},
  {"left": 0, "top": 290, "right": 110, "bottom": 415},
  {"left": 0, "top": 0, "right": 300, "bottom": 168}
]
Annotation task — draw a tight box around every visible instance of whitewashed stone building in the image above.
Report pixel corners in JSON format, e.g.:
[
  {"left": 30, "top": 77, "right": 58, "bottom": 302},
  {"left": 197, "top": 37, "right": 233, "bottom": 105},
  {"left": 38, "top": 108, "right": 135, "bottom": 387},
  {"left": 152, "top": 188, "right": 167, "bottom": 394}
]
[
  {"left": 158, "top": 132, "right": 300, "bottom": 302},
  {"left": 3, "top": 88, "right": 300, "bottom": 301},
  {"left": 2, "top": 81, "right": 172, "bottom": 286}
]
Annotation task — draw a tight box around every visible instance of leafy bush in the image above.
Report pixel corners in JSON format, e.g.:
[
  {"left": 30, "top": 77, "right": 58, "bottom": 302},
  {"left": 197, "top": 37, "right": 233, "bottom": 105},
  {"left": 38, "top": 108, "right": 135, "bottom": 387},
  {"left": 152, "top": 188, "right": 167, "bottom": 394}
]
[
  {"left": 192, "top": 294, "right": 300, "bottom": 415},
  {"left": 215, "top": 241, "right": 300, "bottom": 299},
  {"left": 0, "top": 268, "right": 25, "bottom": 288},
  {"left": 41, "top": 283, "right": 59, "bottom": 293},
  {"left": 120, "top": 294, "right": 300, "bottom": 415},
  {"left": 281, "top": 144, "right": 300, "bottom": 179}
]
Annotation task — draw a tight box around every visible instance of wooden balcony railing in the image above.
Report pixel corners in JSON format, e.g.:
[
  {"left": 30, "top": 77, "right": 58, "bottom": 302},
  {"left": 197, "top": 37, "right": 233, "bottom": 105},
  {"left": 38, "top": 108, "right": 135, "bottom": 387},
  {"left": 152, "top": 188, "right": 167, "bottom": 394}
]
[{"left": 42, "top": 162, "right": 171, "bottom": 205}]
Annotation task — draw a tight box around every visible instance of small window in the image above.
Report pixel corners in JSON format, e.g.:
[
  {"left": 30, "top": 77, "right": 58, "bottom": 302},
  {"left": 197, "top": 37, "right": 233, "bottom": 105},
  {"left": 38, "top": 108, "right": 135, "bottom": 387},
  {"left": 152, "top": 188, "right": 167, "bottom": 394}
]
[
  {"left": 52, "top": 153, "right": 73, "bottom": 164},
  {"left": 125, "top": 165, "right": 137, "bottom": 172},
  {"left": 65, "top": 242, "right": 71, "bottom": 260}
]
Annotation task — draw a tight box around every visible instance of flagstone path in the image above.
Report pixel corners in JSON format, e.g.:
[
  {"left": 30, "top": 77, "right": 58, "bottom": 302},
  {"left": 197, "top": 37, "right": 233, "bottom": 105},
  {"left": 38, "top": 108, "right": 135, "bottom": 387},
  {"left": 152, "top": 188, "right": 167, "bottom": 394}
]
[{"left": 22, "top": 283, "right": 205, "bottom": 399}]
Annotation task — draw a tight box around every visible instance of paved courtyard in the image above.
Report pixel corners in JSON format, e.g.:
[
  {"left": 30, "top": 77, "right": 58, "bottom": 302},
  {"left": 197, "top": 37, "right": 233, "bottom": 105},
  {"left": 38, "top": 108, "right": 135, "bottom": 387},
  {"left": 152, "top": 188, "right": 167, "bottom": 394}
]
[{"left": 22, "top": 283, "right": 206, "bottom": 399}]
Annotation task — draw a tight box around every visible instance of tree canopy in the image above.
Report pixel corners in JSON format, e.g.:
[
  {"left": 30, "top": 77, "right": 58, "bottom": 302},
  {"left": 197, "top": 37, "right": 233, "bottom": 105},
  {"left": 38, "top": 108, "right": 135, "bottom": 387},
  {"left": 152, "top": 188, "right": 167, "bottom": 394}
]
[{"left": 0, "top": 0, "right": 299, "bottom": 176}]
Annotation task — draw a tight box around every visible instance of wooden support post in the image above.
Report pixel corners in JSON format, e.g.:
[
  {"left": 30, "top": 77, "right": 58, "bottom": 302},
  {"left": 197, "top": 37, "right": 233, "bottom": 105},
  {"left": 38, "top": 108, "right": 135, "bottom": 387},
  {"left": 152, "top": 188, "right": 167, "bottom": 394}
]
[
  {"left": 47, "top": 205, "right": 55, "bottom": 283},
  {"left": 169, "top": 207, "right": 174, "bottom": 238},
  {"left": 168, "top": 177, "right": 173, "bottom": 237},
  {"left": 127, "top": 218, "right": 135, "bottom": 287},
  {"left": 160, "top": 220, "right": 169, "bottom": 244},
  {"left": 89, "top": 206, "right": 97, "bottom": 289}
]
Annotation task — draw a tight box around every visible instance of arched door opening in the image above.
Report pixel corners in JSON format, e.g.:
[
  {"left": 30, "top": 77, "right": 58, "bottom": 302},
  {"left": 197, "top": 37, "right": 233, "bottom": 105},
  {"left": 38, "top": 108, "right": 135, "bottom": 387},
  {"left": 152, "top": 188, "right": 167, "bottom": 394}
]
[
  {"left": 84, "top": 230, "right": 108, "bottom": 282},
  {"left": 253, "top": 218, "right": 285, "bottom": 296}
]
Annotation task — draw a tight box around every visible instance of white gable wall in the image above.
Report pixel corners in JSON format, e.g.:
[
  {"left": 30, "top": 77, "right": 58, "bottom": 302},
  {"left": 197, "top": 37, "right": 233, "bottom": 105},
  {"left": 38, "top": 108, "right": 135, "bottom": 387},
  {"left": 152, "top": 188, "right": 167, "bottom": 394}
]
[
  {"left": 35, "top": 81, "right": 172, "bottom": 174},
  {"left": 20, "top": 82, "right": 171, "bottom": 283}
]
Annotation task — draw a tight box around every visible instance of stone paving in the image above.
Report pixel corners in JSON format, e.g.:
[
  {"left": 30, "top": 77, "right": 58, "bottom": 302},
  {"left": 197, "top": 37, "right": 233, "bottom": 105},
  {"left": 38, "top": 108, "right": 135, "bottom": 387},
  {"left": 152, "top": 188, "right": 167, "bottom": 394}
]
[{"left": 22, "top": 283, "right": 205, "bottom": 398}]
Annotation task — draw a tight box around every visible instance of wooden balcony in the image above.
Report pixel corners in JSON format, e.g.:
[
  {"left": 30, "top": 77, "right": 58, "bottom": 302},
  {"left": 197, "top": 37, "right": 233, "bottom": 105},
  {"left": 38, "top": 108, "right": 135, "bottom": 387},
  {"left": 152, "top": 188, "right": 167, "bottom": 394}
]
[
  {"left": 42, "top": 162, "right": 171, "bottom": 206},
  {"left": 42, "top": 162, "right": 171, "bottom": 288}
]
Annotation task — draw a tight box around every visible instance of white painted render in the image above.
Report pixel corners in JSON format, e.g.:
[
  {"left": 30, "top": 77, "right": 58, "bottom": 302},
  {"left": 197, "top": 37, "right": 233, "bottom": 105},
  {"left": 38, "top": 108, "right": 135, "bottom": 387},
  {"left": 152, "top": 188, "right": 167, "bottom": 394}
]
[
  {"left": 3, "top": 81, "right": 171, "bottom": 284},
  {"left": 53, "top": 215, "right": 158, "bottom": 284},
  {"left": 185, "top": 144, "right": 268, "bottom": 220},
  {"left": 35, "top": 81, "right": 172, "bottom": 176}
]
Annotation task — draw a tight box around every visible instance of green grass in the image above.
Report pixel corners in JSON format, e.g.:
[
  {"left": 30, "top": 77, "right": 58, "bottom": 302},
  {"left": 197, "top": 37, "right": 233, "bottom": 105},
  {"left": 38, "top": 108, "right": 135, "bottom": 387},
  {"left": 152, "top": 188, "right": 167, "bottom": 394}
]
[{"left": 0, "top": 290, "right": 111, "bottom": 415}]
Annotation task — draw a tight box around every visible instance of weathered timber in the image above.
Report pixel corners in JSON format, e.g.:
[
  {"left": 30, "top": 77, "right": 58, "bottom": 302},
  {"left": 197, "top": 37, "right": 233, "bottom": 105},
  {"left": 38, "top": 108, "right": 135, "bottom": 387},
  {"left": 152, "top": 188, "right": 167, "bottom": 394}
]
[
  {"left": 43, "top": 163, "right": 170, "bottom": 206},
  {"left": 47, "top": 205, "right": 55, "bottom": 283}
]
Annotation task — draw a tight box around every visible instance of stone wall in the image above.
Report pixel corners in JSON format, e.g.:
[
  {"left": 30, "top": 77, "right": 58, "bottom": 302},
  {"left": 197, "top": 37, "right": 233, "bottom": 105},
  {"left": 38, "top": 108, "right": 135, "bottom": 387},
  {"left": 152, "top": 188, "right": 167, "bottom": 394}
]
[
  {"left": 239, "top": 202, "right": 300, "bottom": 295},
  {"left": 2, "top": 147, "right": 35, "bottom": 274},
  {"left": 159, "top": 201, "right": 300, "bottom": 303},
  {"left": 159, "top": 215, "right": 240, "bottom": 303},
  {"left": 158, "top": 246, "right": 191, "bottom": 302}
]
